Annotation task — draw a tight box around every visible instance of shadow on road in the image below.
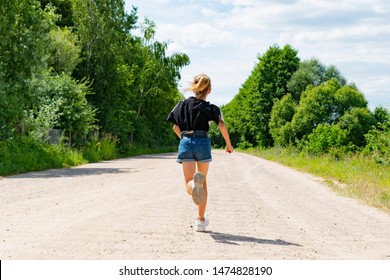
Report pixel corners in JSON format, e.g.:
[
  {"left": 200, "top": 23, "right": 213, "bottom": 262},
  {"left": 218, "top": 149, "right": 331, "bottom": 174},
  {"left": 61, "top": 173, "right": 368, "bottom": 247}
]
[
  {"left": 8, "top": 167, "right": 136, "bottom": 179},
  {"left": 5, "top": 153, "right": 177, "bottom": 179},
  {"left": 209, "top": 231, "right": 302, "bottom": 247}
]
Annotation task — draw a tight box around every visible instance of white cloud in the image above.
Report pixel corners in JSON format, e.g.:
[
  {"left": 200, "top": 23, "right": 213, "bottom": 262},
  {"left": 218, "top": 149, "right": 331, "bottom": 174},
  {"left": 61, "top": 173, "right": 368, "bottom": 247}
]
[
  {"left": 201, "top": 8, "right": 219, "bottom": 17},
  {"left": 158, "top": 22, "right": 234, "bottom": 48},
  {"left": 127, "top": 0, "right": 390, "bottom": 108}
]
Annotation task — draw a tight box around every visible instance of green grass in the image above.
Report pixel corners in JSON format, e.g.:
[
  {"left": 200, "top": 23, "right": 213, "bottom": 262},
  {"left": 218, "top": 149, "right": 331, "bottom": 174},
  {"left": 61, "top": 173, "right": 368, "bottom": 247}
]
[
  {"left": 244, "top": 147, "right": 390, "bottom": 212},
  {"left": 81, "top": 134, "right": 119, "bottom": 162},
  {"left": 0, "top": 136, "right": 176, "bottom": 177},
  {"left": 0, "top": 137, "right": 86, "bottom": 176}
]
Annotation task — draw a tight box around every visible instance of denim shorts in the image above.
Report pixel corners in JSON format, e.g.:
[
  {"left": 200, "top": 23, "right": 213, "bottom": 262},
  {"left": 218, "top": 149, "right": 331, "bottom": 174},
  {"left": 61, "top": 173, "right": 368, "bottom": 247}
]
[{"left": 176, "top": 136, "right": 212, "bottom": 163}]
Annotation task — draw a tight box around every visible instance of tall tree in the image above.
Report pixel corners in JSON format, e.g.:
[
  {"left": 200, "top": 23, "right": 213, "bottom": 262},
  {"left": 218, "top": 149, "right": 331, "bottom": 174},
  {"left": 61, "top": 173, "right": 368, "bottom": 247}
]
[
  {"left": 287, "top": 58, "right": 346, "bottom": 101},
  {"left": 0, "top": 0, "right": 53, "bottom": 139},
  {"left": 269, "top": 93, "right": 297, "bottom": 146},
  {"left": 126, "top": 19, "right": 189, "bottom": 145},
  {"left": 40, "top": 0, "right": 74, "bottom": 27},
  {"left": 71, "top": 1, "right": 189, "bottom": 146},
  {"left": 27, "top": 72, "right": 97, "bottom": 144},
  {"left": 337, "top": 107, "right": 374, "bottom": 147},
  {"left": 47, "top": 26, "right": 81, "bottom": 74},
  {"left": 71, "top": 0, "right": 136, "bottom": 103},
  {"left": 71, "top": 0, "right": 138, "bottom": 141},
  {"left": 222, "top": 63, "right": 260, "bottom": 147},
  {"left": 290, "top": 79, "right": 368, "bottom": 141},
  {"left": 225, "top": 44, "right": 299, "bottom": 147}
]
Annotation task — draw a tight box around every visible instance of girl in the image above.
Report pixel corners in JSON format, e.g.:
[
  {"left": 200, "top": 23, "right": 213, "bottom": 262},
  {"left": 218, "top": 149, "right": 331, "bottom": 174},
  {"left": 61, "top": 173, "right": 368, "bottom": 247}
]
[{"left": 167, "top": 74, "right": 234, "bottom": 232}]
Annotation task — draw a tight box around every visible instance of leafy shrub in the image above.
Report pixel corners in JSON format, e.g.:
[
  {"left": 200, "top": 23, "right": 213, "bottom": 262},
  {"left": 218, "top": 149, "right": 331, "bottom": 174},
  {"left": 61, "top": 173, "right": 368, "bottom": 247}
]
[
  {"left": 373, "top": 107, "right": 390, "bottom": 128},
  {"left": 27, "top": 72, "right": 97, "bottom": 144},
  {"left": 290, "top": 79, "right": 368, "bottom": 141},
  {"left": 238, "top": 140, "right": 253, "bottom": 149},
  {"left": 82, "top": 134, "right": 118, "bottom": 162},
  {"left": 338, "top": 107, "right": 375, "bottom": 147},
  {"left": 0, "top": 136, "right": 85, "bottom": 176},
  {"left": 364, "top": 124, "right": 390, "bottom": 165},
  {"left": 287, "top": 58, "right": 346, "bottom": 101},
  {"left": 305, "top": 124, "right": 348, "bottom": 155},
  {"left": 269, "top": 94, "right": 296, "bottom": 146},
  {"left": 208, "top": 122, "right": 224, "bottom": 148}
]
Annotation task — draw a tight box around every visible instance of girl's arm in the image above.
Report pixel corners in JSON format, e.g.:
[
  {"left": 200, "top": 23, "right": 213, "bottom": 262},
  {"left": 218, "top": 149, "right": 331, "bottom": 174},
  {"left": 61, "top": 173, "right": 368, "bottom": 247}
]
[
  {"left": 218, "top": 118, "right": 234, "bottom": 153},
  {"left": 173, "top": 124, "right": 182, "bottom": 139}
]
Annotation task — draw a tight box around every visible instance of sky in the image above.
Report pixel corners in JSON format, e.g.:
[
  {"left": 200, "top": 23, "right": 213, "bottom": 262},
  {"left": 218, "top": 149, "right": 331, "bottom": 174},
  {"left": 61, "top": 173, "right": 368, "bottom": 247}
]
[{"left": 125, "top": 0, "right": 389, "bottom": 109}]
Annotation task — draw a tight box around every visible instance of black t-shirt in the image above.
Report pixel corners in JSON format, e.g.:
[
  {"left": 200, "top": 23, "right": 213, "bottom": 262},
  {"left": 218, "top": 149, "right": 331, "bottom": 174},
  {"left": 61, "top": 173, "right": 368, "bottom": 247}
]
[{"left": 166, "top": 97, "right": 222, "bottom": 132}]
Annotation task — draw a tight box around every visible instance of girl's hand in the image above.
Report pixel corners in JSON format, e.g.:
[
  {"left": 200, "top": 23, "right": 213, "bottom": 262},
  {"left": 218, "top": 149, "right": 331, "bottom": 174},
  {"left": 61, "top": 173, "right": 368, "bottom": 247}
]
[{"left": 226, "top": 145, "right": 234, "bottom": 154}]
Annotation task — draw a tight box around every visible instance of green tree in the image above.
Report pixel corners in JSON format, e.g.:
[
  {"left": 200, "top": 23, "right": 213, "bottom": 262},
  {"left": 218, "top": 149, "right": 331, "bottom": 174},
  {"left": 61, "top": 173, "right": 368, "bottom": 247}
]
[
  {"left": 337, "top": 107, "right": 375, "bottom": 147},
  {"left": 71, "top": 0, "right": 137, "bottom": 109},
  {"left": 246, "top": 44, "right": 299, "bottom": 147},
  {"left": 287, "top": 58, "right": 346, "bottom": 101},
  {"left": 129, "top": 19, "right": 189, "bottom": 145},
  {"left": 27, "top": 73, "right": 97, "bottom": 144},
  {"left": 305, "top": 124, "right": 348, "bottom": 155},
  {"left": 372, "top": 107, "right": 390, "bottom": 129},
  {"left": 0, "top": 0, "right": 53, "bottom": 139},
  {"left": 223, "top": 62, "right": 260, "bottom": 147},
  {"left": 47, "top": 26, "right": 81, "bottom": 74},
  {"left": 269, "top": 93, "right": 297, "bottom": 146},
  {"left": 364, "top": 121, "right": 390, "bottom": 165},
  {"left": 40, "top": 0, "right": 74, "bottom": 27},
  {"left": 223, "top": 44, "right": 299, "bottom": 148},
  {"left": 71, "top": 1, "right": 189, "bottom": 146},
  {"left": 290, "top": 79, "right": 368, "bottom": 141},
  {"left": 71, "top": 0, "right": 141, "bottom": 144}
]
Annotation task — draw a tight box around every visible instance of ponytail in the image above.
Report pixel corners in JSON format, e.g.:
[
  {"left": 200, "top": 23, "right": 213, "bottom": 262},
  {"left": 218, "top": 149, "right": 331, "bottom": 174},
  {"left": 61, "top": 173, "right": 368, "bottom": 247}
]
[{"left": 188, "top": 74, "right": 211, "bottom": 98}]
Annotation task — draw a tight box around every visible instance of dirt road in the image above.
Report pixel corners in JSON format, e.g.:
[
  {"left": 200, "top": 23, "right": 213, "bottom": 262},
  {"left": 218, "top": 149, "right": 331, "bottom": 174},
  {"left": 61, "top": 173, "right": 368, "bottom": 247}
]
[{"left": 1, "top": 150, "right": 390, "bottom": 259}]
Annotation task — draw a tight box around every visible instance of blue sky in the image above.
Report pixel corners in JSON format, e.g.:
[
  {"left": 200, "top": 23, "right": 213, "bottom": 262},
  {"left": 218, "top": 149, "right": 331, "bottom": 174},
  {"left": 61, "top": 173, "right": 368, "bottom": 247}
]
[{"left": 125, "top": 0, "right": 389, "bottom": 109}]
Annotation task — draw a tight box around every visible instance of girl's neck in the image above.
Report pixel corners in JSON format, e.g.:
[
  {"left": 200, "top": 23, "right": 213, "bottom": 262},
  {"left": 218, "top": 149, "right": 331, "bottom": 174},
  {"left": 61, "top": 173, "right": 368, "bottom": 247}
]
[{"left": 195, "top": 95, "right": 207, "bottom": 101}]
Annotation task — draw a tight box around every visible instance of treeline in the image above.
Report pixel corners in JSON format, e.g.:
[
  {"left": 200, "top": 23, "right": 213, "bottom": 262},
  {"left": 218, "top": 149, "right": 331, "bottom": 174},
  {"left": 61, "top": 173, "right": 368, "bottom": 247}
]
[
  {"left": 2, "top": 1, "right": 389, "bottom": 175},
  {"left": 211, "top": 45, "right": 389, "bottom": 165},
  {"left": 0, "top": 0, "right": 189, "bottom": 151}
]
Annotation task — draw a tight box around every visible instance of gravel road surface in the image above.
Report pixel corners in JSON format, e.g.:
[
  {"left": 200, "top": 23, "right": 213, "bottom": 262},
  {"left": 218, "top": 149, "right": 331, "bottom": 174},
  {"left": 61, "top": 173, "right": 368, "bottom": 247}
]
[{"left": 1, "top": 150, "right": 390, "bottom": 259}]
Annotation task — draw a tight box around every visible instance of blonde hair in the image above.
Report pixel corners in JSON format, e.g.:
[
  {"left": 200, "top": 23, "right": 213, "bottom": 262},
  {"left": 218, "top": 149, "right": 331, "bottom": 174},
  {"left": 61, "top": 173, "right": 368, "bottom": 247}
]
[{"left": 188, "top": 74, "right": 211, "bottom": 98}]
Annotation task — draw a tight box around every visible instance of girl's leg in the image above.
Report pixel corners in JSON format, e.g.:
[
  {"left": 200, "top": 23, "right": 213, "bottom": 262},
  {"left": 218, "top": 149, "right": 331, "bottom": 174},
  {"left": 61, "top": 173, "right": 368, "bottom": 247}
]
[
  {"left": 196, "top": 162, "right": 209, "bottom": 220},
  {"left": 182, "top": 162, "right": 197, "bottom": 195},
  {"left": 182, "top": 161, "right": 210, "bottom": 220}
]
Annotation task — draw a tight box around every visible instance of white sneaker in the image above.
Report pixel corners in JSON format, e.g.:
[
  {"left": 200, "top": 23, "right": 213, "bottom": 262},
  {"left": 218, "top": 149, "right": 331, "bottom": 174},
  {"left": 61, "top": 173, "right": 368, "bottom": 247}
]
[
  {"left": 195, "top": 218, "right": 209, "bottom": 232},
  {"left": 192, "top": 172, "right": 205, "bottom": 205}
]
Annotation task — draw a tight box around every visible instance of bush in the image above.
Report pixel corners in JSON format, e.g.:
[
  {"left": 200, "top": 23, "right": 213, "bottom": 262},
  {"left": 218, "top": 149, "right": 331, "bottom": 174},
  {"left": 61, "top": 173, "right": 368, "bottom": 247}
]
[
  {"left": 338, "top": 107, "right": 375, "bottom": 147},
  {"left": 27, "top": 72, "right": 97, "bottom": 144},
  {"left": 269, "top": 94, "right": 296, "bottom": 146},
  {"left": 290, "top": 79, "right": 368, "bottom": 141},
  {"left": 305, "top": 124, "right": 348, "bottom": 155},
  {"left": 364, "top": 125, "right": 390, "bottom": 165},
  {"left": 238, "top": 140, "right": 253, "bottom": 149},
  {"left": 82, "top": 134, "right": 118, "bottom": 162},
  {"left": 0, "top": 136, "right": 85, "bottom": 176}
]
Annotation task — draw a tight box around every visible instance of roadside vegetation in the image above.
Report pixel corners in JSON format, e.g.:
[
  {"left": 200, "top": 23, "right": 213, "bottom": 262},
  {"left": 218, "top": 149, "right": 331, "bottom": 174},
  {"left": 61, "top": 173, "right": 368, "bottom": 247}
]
[
  {"left": 1, "top": 0, "right": 183, "bottom": 176},
  {"left": 1, "top": 1, "right": 389, "bottom": 214},
  {"left": 209, "top": 45, "right": 390, "bottom": 212},
  {"left": 0, "top": 135, "right": 175, "bottom": 176},
  {"left": 245, "top": 147, "right": 390, "bottom": 212}
]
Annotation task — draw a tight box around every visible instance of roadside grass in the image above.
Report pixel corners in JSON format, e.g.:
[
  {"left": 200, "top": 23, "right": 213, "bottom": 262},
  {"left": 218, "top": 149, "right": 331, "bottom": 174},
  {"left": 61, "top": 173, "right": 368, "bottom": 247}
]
[
  {"left": 0, "top": 136, "right": 176, "bottom": 177},
  {"left": 0, "top": 137, "right": 86, "bottom": 176},
  {"left": 81, "top": 134, "right": 119, "bottom": 163},
  {"left": 243, "top": 147, "right": 390, "bottom": 212}
]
